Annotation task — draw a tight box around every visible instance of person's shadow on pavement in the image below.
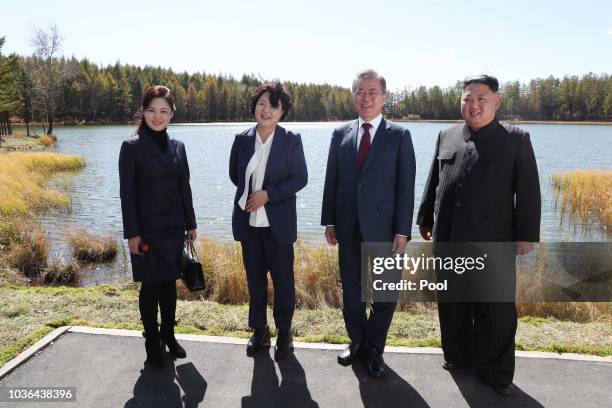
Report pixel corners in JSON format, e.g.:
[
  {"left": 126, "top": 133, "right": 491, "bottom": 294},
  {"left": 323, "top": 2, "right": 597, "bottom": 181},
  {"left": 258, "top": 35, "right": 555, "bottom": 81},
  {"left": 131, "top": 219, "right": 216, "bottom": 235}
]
[
  {"left": 176, "top": 362, "right": 207, "bottom": 408},
  {"left": 124, "top": 360, "right": 207, "bottom": 408},
  {"left": 351, "top": 360, "right": 429, "bottom": 408},
  {"left": 241, "top": 351, "right": 319, "bottom": 408},
  {"left": 450, "top": 367, "right": 544, "bottom": 408}
]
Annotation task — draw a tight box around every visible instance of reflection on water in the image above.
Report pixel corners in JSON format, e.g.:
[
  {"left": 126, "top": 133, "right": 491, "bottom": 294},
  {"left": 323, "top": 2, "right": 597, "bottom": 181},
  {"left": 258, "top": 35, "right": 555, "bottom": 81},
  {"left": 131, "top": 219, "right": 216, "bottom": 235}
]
[{"left": 39, "top": 122, "right": 611, "bottom": 285}]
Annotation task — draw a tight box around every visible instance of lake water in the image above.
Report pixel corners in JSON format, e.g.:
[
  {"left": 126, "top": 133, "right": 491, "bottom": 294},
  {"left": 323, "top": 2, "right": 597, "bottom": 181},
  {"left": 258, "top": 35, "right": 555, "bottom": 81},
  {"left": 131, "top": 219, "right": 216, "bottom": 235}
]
[{"left": 40, "top": 122, "right": 611, "bottom": 284}]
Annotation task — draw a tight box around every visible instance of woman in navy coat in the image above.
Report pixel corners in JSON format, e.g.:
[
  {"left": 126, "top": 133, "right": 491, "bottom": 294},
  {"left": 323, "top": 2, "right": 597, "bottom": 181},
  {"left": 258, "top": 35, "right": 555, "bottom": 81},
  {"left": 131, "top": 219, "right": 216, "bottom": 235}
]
[
  {"left": 119, "top": 85, "right": 197, "bottom": 369},
  {"left": 229, "top": 81, "right": 308, "bottom": 361}
]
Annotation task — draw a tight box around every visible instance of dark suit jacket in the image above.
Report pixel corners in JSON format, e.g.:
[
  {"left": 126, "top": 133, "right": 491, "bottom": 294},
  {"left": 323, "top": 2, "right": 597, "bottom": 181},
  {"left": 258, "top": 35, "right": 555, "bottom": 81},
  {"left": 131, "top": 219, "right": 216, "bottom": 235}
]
[
  {"left": 229, "top": 125, "right": 308, "bottom": 245},
  {"left": 417, "top": 119, "right": 541, "bottom": 242},
  {"left": 119, "top": 130, "right": 196, "bottom": 282},
  {"left": 321, "top": 118, "right": 416, "bottom": 243}
]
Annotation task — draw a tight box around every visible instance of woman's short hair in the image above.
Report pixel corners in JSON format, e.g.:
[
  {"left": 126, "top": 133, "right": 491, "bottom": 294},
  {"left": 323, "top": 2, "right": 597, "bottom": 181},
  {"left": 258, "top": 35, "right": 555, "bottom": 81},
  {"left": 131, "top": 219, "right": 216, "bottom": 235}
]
[{"left": 250, "top": 81, "right": 292, "bottom": 121}]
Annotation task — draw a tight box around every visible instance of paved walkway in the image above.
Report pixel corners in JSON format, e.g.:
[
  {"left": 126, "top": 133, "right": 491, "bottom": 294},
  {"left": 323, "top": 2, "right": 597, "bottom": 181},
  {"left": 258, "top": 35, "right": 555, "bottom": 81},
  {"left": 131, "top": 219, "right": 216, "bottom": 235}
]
[{"left": 0, "top": 326, "right": 611, "bottom": 407}]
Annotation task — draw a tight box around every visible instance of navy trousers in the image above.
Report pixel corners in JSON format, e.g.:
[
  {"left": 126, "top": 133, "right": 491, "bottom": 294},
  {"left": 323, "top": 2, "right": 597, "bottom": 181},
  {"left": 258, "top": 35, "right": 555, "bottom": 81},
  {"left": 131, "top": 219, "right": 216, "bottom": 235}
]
[
  {"left": 241, "top": 227, "right": 295, "bottom": 333},
  {"left": 338, "top": 225, "right": 397, "bottom": 353}
]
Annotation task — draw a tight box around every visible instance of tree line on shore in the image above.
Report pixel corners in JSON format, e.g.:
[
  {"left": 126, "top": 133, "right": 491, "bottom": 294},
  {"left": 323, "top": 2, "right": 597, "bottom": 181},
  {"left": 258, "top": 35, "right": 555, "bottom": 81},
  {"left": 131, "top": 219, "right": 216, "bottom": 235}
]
[{"left": 1, "top": 30, "right": 611, "bottom": 135}]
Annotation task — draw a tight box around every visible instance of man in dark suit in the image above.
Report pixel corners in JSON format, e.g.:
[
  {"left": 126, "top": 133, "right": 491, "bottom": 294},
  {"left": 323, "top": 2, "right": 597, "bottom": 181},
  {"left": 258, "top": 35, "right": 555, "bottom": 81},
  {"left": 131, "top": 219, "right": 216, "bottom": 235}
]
[
  {"left": 321, "top": 69, "right": 416, "bottom": 377},
  {"left": 417, "top": 75, "right": 541, "bottom": 396}
]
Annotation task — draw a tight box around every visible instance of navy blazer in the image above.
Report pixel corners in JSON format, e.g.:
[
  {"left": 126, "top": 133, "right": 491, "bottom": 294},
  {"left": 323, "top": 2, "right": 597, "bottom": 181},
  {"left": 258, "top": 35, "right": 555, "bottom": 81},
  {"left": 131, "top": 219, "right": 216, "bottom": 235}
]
[
  {"left": 229, "top": 125, "right": 308, "bottom": 245},
  {"left": 321, "top": 118, "right": 416, "bottom": 243}
]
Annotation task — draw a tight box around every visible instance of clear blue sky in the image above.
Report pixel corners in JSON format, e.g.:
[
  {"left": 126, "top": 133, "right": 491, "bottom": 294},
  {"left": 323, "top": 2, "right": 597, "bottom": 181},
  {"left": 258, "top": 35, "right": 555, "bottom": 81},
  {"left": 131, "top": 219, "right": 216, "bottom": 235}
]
[{"left": 2, "top": 0, "right": 611, "bottom": 90}]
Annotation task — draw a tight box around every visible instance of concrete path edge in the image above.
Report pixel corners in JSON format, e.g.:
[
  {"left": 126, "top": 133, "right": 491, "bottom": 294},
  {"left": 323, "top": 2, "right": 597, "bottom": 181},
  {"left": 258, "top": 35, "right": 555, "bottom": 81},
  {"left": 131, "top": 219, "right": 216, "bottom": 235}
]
[{"left": 1, "top": 325, "right": 610, "bottom": 381}]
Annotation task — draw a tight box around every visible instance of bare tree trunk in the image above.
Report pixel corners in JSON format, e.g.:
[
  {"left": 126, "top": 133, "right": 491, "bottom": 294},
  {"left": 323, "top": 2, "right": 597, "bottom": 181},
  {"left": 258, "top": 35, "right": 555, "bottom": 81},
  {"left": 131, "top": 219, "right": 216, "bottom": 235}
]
[
  {"left": 47, "top": 116, "right": 53, "bottom": 135},
  {"left": 24, "top": 96, "right": 31, "bottom": 137}
]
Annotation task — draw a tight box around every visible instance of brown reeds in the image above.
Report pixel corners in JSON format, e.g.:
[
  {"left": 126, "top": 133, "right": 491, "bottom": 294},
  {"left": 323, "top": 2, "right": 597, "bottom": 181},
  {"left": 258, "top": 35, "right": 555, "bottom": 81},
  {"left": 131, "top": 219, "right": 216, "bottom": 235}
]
[
  {"left": 294, "top": 242, "right": 342, "bottom": 308},
  {"left": 183, "top": 237, "right": 343, "bottom": 309},
  {"left": 175, "top": 237, "right": 611, "bottom": 322},
  {"left": 0, "top": 220, "right": 48, "bottom": 278},
  {"left": 69, "top": 229, "right": 118, "bottom": 263},
  {"left": 42, "top": 258, "right": 80, "bottom": 285},
  {"left": 552, "top": 170, "right": 612, "bottom": 231},
  {"left": 0, "top": 152, "right": 85, "bottom": 217},
  {"left": 39, "top": 134, "right": 58, "bottom": 147}
]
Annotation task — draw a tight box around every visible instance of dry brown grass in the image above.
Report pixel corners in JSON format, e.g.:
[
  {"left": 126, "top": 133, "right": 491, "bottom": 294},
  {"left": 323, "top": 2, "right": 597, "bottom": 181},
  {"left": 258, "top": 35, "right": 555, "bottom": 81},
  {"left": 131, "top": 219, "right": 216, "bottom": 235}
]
[
  {"left": 38, "top": 134, "right": 58, "bottom": 147},
  {"left": 552, "top": 170, "right": 612, "bottom": 231},
  {"left": 41, "top": 257, "right": 80, "bottom": 285},
  {"left": 0, "top": 219, "right": 48, "bottom": 278},
  {"left": 182, "top": 238, "right": 343, "bottom": 309},
  {"left": 69, "top": 228, "right": 118, "bottom": 263},
  {"left": 0, "top": 152, "right": 85, "bottom": 217},
  {"left": 175, "top": 237, "right": 612, "bottom": 322},
  {"left": 294, "top": 242, "right": 341, "bottom": 308},
  {"left": 516, "top": 302, "right": 611, "bottom": 323}
]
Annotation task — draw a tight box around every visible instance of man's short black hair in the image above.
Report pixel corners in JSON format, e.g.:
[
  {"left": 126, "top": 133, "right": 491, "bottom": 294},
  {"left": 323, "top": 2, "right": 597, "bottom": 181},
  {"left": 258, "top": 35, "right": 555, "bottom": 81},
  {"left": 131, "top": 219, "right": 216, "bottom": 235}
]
[
  {"left": 250, "top": 81, "right": 292, "bottom": 121},
  {"left": 462, "top": 75, "right": 499, "bottom": 93}
]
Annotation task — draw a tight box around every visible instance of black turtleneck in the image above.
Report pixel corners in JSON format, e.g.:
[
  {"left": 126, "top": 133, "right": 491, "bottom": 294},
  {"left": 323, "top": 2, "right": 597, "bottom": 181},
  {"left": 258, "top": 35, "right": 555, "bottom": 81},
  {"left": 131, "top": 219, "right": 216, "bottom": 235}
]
[{"left": 142, "top": 122, "right": 168, "bottom": 154}]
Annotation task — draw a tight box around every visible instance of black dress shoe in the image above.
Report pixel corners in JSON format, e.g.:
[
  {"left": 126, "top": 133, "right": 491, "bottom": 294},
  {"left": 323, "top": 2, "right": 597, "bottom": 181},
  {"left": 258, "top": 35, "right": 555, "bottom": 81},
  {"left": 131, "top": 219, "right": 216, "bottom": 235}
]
[
  {"left": 274, "top": 331, "right": 294, "bottom": 361},
  {"left": 493, "top": 384, "right": 514, "bottom": 396},
  {"left": 442, "top": 361, "right": 465, "bottom": 371},
  {"left": 366, "top": 346, "right": 385, "bottom": 378},
  {"left": 246, "top": 326, "right": 271, "bottom": 356},
  {"left": 337, "top": 342, "right": 362, "bottom": 366}
]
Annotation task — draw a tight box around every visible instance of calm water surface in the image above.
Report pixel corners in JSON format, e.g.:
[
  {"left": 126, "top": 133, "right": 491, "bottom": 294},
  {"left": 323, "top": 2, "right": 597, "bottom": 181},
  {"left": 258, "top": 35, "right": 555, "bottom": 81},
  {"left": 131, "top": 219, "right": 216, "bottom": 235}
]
[{"left": 40, "top": 122, "right": 611, "bottom": 284}]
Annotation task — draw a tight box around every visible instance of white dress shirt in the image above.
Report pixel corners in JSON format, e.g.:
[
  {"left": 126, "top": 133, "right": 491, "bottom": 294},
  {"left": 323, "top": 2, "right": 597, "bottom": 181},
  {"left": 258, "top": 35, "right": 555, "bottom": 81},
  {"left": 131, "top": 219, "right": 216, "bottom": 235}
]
[{"left": 248, "top": 129, "right": 275, "bottom": 227}]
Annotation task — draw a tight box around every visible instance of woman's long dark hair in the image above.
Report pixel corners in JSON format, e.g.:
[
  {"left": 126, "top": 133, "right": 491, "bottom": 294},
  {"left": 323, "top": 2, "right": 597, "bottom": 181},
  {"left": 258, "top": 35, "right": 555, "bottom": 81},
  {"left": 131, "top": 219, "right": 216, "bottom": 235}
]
[{"left": 135, "top": 85, "right": 176, "bottom": 135}]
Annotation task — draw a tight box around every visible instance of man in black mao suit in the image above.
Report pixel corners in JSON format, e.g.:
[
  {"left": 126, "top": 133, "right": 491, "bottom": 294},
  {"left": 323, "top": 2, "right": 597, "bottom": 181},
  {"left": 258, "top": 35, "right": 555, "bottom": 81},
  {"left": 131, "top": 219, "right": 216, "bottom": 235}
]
[
  {"left": 321, "top": 69, "right": 416, "bottom": 377},
  {"left": 417, "top": 75, "right": 541, "bottom": 396}
]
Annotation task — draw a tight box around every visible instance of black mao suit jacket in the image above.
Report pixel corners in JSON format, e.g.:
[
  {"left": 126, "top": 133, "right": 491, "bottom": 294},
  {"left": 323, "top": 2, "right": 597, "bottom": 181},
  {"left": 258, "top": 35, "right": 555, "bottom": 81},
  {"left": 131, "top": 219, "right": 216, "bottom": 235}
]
[
  {"left": 417, "top": 119, "right": 541, "bottom": 243},
  {"left": 119, "top": 130, "right": 197, "bottom": 282}
]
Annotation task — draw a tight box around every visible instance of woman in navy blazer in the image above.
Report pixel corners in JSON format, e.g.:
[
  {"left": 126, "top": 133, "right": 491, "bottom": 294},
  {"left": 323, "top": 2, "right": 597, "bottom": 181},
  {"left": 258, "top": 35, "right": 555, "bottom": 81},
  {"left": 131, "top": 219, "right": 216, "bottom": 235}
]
[
  {"left": 119, "top": 85, "right": 197, "bottom": 369},
  {"left": 229, "top": 81, "right": 308, "bottom": 361}
]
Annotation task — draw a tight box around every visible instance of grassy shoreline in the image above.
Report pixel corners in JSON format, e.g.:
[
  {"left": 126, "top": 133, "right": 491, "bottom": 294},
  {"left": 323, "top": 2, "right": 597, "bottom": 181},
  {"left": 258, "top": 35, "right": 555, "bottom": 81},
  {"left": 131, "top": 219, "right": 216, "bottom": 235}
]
[{"left": 1, "top": 284, "right": 611, "bottom": 368}]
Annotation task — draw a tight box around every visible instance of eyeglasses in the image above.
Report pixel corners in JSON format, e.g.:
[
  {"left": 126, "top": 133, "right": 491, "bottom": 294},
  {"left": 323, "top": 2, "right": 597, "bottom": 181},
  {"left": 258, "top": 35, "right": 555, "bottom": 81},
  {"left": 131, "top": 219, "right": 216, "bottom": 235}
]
[{"left": 354, "top": 90, "right": 382, "bottom": 98}]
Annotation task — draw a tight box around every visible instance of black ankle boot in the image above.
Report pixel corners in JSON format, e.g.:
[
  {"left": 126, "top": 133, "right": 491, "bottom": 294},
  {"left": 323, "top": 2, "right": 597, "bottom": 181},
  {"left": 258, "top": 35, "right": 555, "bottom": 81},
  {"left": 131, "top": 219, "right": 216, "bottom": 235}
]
[
  {"left": 158, "top": 282, "right": 185, "bottom": 358},
  {"left": 143, "top": 330, "right": 164, "bottom": 369},
  {"left": 160, "top": 322, "right": 186, "bottom": 359}
]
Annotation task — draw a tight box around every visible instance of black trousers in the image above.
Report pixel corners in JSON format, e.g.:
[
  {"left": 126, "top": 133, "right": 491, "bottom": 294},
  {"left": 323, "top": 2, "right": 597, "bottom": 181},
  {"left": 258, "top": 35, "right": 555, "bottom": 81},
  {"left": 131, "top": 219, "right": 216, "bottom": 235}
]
[
  {"left": 241, "top": 227, "right": 295, "bottom": 333},
  {"left": 139, "top": 281, "right": 178, "bottom": 335},
  {"left": 438, "top": 301, "right": 517, "bottom": 386},
  {"left": 338, "top": 226, "right": 396, "bottom": 353}
]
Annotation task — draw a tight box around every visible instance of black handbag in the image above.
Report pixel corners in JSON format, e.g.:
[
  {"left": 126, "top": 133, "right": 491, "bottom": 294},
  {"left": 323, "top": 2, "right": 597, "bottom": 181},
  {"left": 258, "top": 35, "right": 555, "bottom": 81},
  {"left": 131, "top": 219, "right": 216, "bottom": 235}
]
[{"left": 181, "top": 240, "right": 205, "bottom": 291}]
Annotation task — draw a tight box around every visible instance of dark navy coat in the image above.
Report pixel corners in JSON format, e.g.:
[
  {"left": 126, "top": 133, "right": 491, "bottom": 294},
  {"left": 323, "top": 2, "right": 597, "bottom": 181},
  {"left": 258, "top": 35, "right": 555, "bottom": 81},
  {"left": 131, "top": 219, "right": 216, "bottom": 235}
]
[
  {"left": 229, "top": 125, "right": 308, "bottom": 245},
  {"left": 119, "top": 130, "right": 197, "bottom": 282}
]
